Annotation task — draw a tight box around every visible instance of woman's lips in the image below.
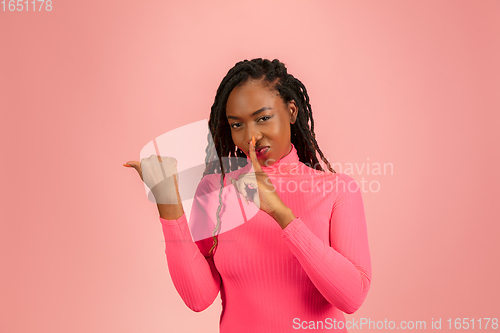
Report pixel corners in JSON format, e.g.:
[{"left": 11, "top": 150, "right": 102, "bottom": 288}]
[{"left": 255, "top": 146, "right": 270, "bottom": 157}]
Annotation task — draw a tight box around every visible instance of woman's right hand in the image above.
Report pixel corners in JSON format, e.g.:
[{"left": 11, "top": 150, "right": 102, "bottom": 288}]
[{"left": 124, "top": 155, "right": 181, "bottom": 205}]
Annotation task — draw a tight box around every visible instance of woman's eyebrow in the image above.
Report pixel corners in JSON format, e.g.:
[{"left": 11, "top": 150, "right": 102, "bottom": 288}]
[{"left": 227, "top": 107, "right": 273, "bottom": 120}]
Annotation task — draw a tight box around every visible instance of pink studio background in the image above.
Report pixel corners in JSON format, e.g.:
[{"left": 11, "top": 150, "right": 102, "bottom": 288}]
[{"left": 1, "top": 1, "right": 499, "bottom": 332}]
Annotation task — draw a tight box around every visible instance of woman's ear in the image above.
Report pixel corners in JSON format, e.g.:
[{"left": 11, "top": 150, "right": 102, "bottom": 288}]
[{"left": 289, "top": 100, "right": 298, "bottom": 124}]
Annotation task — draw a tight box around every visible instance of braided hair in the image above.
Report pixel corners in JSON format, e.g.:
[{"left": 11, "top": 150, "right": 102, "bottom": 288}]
[{"left": 202, "top": 58, "right": 336, "bottom": 258}]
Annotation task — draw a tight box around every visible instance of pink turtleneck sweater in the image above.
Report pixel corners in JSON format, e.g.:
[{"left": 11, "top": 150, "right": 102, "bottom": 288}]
[{"left": 159, "top": 144, "right": 371, "bottom": 332}]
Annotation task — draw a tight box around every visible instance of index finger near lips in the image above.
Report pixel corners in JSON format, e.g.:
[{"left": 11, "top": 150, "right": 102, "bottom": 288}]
[{"left": 249, "top": 136, "right": 263, "bottom": 173}]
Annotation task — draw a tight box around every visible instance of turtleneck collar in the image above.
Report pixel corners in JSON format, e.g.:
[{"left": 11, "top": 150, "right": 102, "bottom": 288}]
[{"left": 246, "top": 143, "right": 301, "bottom": 174}]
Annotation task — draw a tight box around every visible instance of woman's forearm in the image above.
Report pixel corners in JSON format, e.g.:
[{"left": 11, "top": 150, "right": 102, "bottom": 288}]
[
  {"left": 160, "top": 214, "right": 221, "bottom": 312},
  {"left": 270, "top": 205, "right": 296, "bottom": 229},
  {"left": 157, "top": 203, "right": 184, "bottom": 220}
]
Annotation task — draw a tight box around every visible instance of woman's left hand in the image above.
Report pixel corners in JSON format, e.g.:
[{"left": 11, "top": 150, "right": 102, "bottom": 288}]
[{"left": 229, "top": 137, "right": 296, "bottom": 228}]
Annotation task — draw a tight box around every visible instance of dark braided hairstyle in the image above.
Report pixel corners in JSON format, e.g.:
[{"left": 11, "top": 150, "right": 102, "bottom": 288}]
[{"left": 202, "top": 58, "right": 336, "bottom": 258}]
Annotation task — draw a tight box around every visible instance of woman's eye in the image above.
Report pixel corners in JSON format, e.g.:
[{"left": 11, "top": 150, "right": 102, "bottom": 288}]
[{"left": 230, "top": 116, "right": 270, "bottom": 129}]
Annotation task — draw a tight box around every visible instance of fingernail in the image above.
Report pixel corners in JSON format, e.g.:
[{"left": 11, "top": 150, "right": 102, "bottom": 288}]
[
  {"left": 252, "top": 136, "right": 256, "bottom": 146},
  {"left": 123, "top": 164, "right": 132, "bottom": 167}
]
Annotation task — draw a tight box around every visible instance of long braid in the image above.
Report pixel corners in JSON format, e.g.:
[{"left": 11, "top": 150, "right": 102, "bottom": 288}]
[{"left": 202, "top": 58, "right": 336, "bottom": 258}]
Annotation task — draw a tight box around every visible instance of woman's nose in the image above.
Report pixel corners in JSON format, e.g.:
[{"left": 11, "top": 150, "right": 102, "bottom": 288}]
[{"left": 245, "top": 129, "right": 262, "bottom": 145}]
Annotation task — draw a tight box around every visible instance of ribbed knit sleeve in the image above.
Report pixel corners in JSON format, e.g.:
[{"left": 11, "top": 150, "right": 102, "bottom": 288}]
[
  {"left": 160, "top": 213, "right": 221, "bottom": 312},
  {"left": 281, "top": 173, "right": 372, "bottom": 314}
]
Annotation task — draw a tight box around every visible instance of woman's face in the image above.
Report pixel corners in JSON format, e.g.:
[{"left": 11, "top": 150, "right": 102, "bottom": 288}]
[{"left": 226, "top": 79, "right": 298, "bottom": 167}]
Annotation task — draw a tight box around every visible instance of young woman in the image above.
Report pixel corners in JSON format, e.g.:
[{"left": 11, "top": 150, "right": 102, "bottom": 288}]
[{"left": 124, "top": 58, "right": 371, "bottom": 332}]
